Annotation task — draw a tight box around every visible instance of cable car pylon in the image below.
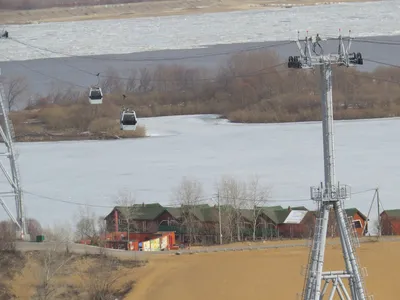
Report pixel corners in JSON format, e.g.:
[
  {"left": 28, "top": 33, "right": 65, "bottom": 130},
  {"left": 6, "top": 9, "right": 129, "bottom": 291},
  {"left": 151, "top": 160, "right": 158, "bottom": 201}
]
[
  {"left": 288, "top": 31, "right": 371, "bottom": 299},
  {"left": 0, "top": 67, "right": 28, "bottom": 241}
]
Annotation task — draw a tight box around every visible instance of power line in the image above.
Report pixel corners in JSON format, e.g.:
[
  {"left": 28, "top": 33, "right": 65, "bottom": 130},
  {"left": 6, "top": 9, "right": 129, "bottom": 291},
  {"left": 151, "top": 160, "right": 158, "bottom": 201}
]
[
  {"left": 348, "top": 71, "right": 400, "bottom": 85},
  {"left": 0, "top": 53, "right": 88, "bottom": 90},
  {"left": 9, "top": 38, "right": 294, "bottom": 62},
  {"left": 363, "top": 58, "right": 400, "bottom": 69},
  {"left": 6, "top": 37, "right": 291, "bottom": 83},
  {"left": 5, "top": 37, "right": 400, "bottom": 91},
  {"left": 327, "top": 36, "right": 400, "bottom": 46},
  {"left": 22, "top": 187, "right": 376, "bottom": 209},
  {"left": 352, "top": 38, "right": 400, "bottom": 46},
  {"left": 0, "top": 51, "right": 289, "bottom": 90}
]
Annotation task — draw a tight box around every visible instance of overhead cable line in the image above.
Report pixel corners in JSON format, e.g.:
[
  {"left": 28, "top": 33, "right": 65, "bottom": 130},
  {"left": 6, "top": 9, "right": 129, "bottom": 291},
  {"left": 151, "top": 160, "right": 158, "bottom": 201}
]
[
  {"left": 363, "top": 58, "right": 400, "bottom": 69},
  {"left": 9, "top": 38, "right": 294, "bottom": 62},
  {"left": 23, "top": 187, "right": 376, "bottom": 209},
  {"left": 0, "top": 53, "right": 88, "bottom": 89},
  {"left": 0, "top": 51, "right": 289, "bottom": 89}
]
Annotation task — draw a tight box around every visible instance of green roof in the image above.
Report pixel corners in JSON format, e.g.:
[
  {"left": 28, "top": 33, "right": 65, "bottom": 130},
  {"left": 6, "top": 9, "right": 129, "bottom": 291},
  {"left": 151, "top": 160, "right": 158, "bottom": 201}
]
[
  {"left": 198, "top": 206, "right": 219, "bottom": 222},
  {"left": 345, "top": 208, "right": 367, "bottom": 220},
  {"left": 263, "top": 209, "right": 290, "bottom": 224},
  {"left": 164, "top": 207, "right": 182, "bottom": 219},
  {"left": 240, "top": 209, "right": 255, "bottom": 222},
  {"left": 291, "top": 206, "right": 308, "bottom": 211},
  {"left": 262, "top": 206, "right": 284, "bottom": 211},
  {"left": 164, "top": 205, "right": 219, "bottom": 223},
  {"left": 115, "top": 203, "right": 165, "bottom": 220},
  {"left": 382, "top": 209, "right": 400, "bottom": 218}
]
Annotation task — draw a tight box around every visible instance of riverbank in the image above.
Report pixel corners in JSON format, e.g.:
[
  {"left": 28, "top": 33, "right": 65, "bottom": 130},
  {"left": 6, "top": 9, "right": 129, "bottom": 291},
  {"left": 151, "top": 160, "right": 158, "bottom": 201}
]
[
  {"left": 7, "top": 47, "right": 400, "bottom": 143},
  {"left": 9, "top": 107, "right": 147, "bottom": 143},
  {"left": 0, "top": 0, "right": 379, "bottom": 25}
]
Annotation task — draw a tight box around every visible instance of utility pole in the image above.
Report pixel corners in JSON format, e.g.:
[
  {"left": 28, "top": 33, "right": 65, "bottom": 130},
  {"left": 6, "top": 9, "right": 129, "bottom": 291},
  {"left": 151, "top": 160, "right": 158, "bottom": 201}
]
[
  {"left": 0, "top": 67, "right": 28, "bottom": 240},
  {"left": 364, "top": 188, "right": 382, "bottom": 238},
  {"left": 376, "top": 188, "right": 381, "bottom": 237},
  {"left": 217, "top": 191, "right": 223, "bottom": 245},
  {"left": 289, "top": 32, "right": 369, "bottom": 299}
]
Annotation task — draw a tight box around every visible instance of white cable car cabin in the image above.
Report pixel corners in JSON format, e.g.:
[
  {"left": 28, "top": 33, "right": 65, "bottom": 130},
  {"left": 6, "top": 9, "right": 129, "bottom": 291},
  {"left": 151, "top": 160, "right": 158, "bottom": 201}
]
[
  {"left": 120, "top": 109, "right": 138, "bottom": 131},
  {"left": 88, "top": 87, "right": 103, "bottom": 105}
]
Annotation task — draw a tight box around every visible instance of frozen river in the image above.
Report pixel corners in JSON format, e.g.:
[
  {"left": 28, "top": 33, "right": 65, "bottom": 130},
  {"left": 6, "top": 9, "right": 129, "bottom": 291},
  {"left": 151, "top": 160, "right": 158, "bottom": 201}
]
[
  {"left": 0, "top": 0, "right": 399, "bottom": 227},
  {"left": 1, "top": 0, "right": 400, "bottom": 61},
  {"left": 1, "top": 0, "right": 400, "bottom": 97},
  {"left": 0, "top": 114, "right": 396, "bottom": 227}
]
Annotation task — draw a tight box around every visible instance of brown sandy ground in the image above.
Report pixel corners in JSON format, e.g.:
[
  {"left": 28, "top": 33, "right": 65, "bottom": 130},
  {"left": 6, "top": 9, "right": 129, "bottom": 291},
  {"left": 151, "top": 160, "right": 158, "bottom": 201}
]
[
  {"left": 0, "top": 0, "right": 380, "bottom": 25},
  {"left": 4, "top": 238, "right": 399, "bottom": 299},
  {"left": 5, "top": 251, "right": 148, "bottom": 300},
  {"left": 126, "top": 238, "right": 399, "bottom": 300}
]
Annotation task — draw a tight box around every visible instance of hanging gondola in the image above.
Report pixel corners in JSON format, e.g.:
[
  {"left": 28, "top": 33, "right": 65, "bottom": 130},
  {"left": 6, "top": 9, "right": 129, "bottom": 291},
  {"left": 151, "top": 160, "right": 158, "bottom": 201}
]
[
  {"left": 88, "top": 72, "right": 103, "bottom": 104},
  {"left": 120, "top": 108, "right": 138, "bottom": 131},
  {"left": 88, "top": 87, "right": 103, "bottom": 105},
  {"left": 0, "top": 30, "right": 8, "bottom": 39}
]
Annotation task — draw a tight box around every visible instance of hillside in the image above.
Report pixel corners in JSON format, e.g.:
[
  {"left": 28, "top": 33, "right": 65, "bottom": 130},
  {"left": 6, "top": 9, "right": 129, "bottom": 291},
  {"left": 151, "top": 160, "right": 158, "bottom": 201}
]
[{"left": 0, "top": 0, "right": 377, "bottom": 25}]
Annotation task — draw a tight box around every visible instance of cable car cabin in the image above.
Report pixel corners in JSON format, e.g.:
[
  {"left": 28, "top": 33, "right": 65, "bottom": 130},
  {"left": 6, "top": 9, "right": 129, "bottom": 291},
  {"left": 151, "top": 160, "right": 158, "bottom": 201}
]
[
  {"left": 0, "top": 30, "right": 8, "bottom": 39},
  {"left": 88, "top": 87, "right": 103, "bottom": 105},
  {"left": 120, "top": 110, "right": 138, "bottom": 131}
]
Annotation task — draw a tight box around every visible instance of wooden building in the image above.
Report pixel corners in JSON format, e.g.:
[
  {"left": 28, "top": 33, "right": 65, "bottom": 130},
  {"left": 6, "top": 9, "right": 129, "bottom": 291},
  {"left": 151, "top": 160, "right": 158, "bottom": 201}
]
[
  {"left": 324, "top": 208, "right": 368, "bottom": 237},
  {"left": 104, "top": 203, "right": 175, "bottom": 234},
  {"left": 381, "top": 209, "right": 400, "bottom": 236}
]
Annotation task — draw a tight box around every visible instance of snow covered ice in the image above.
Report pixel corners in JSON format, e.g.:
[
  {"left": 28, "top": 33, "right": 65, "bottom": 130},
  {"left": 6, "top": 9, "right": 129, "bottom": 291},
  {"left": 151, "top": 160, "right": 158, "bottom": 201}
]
[
  {"left": 0, "top": 115, "right": 396, "bottom": 227},
  {"left": 2, "top": 0, "right": 400, "bottom": 61}
]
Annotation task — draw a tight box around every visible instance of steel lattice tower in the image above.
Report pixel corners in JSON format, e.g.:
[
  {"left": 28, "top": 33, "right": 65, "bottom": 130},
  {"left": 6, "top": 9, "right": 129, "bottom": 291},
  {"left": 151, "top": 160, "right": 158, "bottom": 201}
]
[
  {"left": 288, "top": 33, "right": 370, "bottom": 299},
  {"left": 0, "top": 67, "right": 28, "bottom": 240}
]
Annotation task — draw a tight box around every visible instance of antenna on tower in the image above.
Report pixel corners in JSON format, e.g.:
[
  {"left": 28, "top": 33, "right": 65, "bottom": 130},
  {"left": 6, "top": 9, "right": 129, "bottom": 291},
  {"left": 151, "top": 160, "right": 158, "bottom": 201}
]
[{"left": 288, "top": 32, "right": 369, "bottom": 299}]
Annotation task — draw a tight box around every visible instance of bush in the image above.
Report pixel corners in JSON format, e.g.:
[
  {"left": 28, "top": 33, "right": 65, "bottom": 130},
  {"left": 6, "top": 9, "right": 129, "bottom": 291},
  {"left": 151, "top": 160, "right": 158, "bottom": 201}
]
[
  {"left": 88, "top": 118, "right": 116, "bottom": 133},
  {"left": 15, "top": 49, "right": 400, "bottom": 132}
]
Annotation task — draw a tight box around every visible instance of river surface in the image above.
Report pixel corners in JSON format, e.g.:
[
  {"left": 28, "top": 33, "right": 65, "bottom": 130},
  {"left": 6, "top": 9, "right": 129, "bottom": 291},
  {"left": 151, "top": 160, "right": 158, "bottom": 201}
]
[
  {"left": 0, "top": 1, "right": 398, "bottom": 228},
  {"left": 0, "top": 114, "right": 395, "bottom": 227}
]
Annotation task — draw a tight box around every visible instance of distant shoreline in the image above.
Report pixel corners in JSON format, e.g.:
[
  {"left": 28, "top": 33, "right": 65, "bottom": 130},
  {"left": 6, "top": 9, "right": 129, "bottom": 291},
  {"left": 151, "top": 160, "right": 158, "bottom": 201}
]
[
  {"left": 12, "top": 113, "right": 400, "bottom": 143},
  {"left": 14, "top": 132, "right": 148, "bottom": 143},
  {"left": 0, "top": 0, "right": 379, "bottom": 25}
]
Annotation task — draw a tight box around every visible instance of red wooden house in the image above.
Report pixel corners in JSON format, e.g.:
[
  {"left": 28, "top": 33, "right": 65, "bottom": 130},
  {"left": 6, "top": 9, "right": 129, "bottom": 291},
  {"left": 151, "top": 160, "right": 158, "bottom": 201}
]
[
  {"left": 380, "top": 209, "right": 400, "bottom": 236},
  {"left": 104, "top": 203, "right": 174, "bottom": 234}
]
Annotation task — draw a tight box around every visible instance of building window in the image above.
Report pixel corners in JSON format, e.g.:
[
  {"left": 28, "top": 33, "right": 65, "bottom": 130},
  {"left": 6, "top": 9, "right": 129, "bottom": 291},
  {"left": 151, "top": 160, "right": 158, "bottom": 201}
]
[{"left": 353, "top": 220, "right": 362, "bottom": 228}]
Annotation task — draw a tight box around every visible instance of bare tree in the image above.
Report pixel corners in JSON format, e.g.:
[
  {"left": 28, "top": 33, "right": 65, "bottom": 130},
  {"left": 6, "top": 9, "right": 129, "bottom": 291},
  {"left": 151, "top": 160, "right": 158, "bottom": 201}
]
[
  {"left": 218, "top": 175, "right": 247, "bottom": 242},
  {"left": 138, "top": 68, "right": 152, "bottom": 92},
  {"left": 101, "top": 67, "right": 124, "bottom": 94},
  {"left": 172, "top": 177, "right": 203, "bottom": 246},
  {"left": 34, "top": 224, "right": 74, "bottom": 300},
  {"left": 245, "top": 176, "right": 270, "bottom": 241},
  {"left": 1, "top": 77, "right": 28, "bottom": 111},
  {"left": 27, "top": 218, "right": 43, "bottom": 241},
  {"left": 115, "top": 190, "right": 138, "bottom": 244},
  {"left": 80, "top": 255, "right": 124, "bottom": 300},
  {"left": 125, "top": 69, "right": 138, "bottom": 93},
  {"left": 75, "top": 206, "right": 98, "bottom": 243},
  {"left": 0, "top": 220, "right": 16, "bottom": 251}
]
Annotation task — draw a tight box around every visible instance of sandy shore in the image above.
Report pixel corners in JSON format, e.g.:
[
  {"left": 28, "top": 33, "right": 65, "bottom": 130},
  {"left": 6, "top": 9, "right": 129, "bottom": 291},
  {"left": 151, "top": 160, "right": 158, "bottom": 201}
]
[{"left": 0, "top": 0, "right": 378, "bottom": 25}]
